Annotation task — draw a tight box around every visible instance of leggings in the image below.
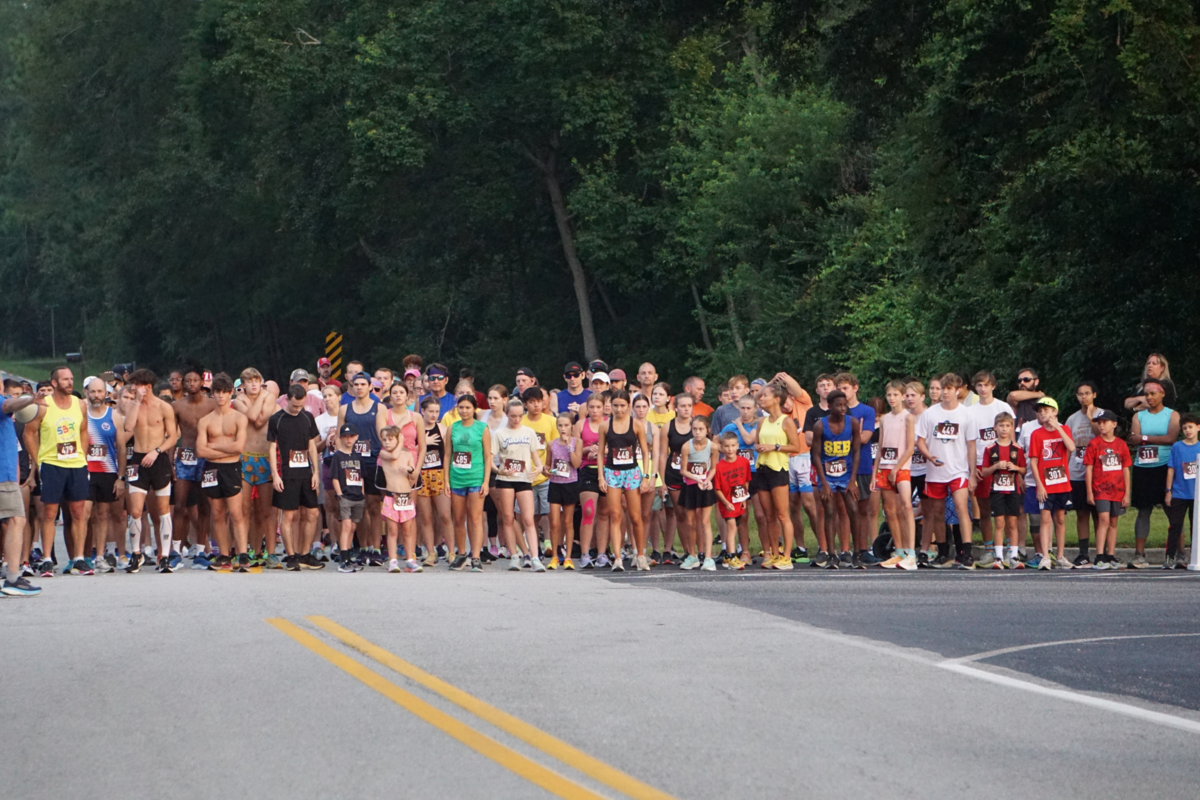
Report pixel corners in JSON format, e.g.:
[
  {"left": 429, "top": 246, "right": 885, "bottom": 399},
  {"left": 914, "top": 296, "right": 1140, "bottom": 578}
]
[
  {"left": 1164, "top": 501, "right": 1194, "bottom": 556},
  {"left": 1134, "top": 505, "right": 1155, "bottom": 541},
  {"left": 484, "top": 493, "right": 498, "bottom": 540}
]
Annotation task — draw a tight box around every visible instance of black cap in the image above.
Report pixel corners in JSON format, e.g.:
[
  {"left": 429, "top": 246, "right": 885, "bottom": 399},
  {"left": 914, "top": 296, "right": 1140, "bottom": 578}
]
[
  {"left": 563, "top": 361, "right": 583, "bottom": 376},
  {"left": 588, "top": 359, "right": 608, "bottom": 373},
  {"left": 516, "top": 366, "right": 536, "bottom": 378},
  {"left": 339, "top": 424, "right": 358, "bottom": 437},
  {"left": 1094, "top": 409, "right": 1119, "bottom": 423}
]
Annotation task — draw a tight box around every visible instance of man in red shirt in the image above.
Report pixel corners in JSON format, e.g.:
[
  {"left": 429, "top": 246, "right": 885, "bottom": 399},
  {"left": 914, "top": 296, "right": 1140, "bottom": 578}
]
[
  {"left": 315, "top": 358, "right": 341, "bottom": 390},
  {"left": 1028, "top": 397, "right": 1075, "bottom": 569}
]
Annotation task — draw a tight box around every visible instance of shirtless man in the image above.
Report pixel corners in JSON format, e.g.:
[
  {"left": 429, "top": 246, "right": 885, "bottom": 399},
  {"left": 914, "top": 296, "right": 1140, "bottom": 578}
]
[
  {"left": 122, "top": 369, "right": 179, "bottom": 573},
  {"left": 167, "top": 370, "right": 184, "bottom": 403},
  {"left": 233, "top": 367, "right": 280, "bottom": 565},
  {"left": 172, "top": 368, "right": 217, "bottom": 567},
  {"left": 196, "top": 373, "right": 250, "bottom": 571}
]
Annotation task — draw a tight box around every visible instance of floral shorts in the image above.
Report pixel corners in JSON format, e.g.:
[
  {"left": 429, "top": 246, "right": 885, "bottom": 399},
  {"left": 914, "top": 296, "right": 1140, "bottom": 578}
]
[
  {"left": 417, "top": 468, "right": 445, "bottom": 498},
  {"left": 603, "top": 467, "right": 642, "bottom": 491}
]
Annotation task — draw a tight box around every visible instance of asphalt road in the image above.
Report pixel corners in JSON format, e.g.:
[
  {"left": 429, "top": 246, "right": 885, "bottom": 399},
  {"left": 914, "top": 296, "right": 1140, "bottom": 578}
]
[{"left": 2, "top": 564, "right": 1198, "bottom": 800}]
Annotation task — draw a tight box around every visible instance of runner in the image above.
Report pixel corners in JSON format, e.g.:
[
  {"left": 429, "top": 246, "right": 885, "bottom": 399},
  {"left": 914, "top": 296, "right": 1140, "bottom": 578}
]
[
  {"left": 1006, "top": 367, "right": 1045, "bottom": 429},
  {"left": 5, "top": 379, "right": 37, "bottom": 574},
  {"left": 419, "top": 363, "right": 456, "bottom": 420},
  {"left": 812, "top": 390, "right": 860, "bottom": 569},
  {"left": 315, "top": 357, "right": 341, "bottom": 391},
  {"left": 416, "top": 397, "right": 451, "bottom": 567},
  {"left": 2, "top": 389, "right": 40, "bottom": 595},
  {"left": 1065, "top": 381, "right": 1102, "bottom": 567},
  {"left": 1028, "top": 397, "right": 1076, "bottom": 569},
  {"left": 555, "top": 362, "right": 591, "bottom": 418},
  {"left": 84, "top": 376, "right": 128, "bottom": 572},
  {"left": 173, "top": 368, "right": 217, "bottom": 567},
  {"left": 492, "top": 398, "right": 546, "bottom": 572},
  {"left": 1163, "top": 412, "right": 1198, "bottom": 568},
  {"left": 979, "top": 412, "right": 1026, "bottom": 569},
  {"left": 377, "top": 382, "right": 424, "bottom": 478},
  {"left": 803, "top": 374, "right": 836, "bottom": 566},
  {"left": 710, "top": 374, "right": 749, "bottom": 436},
  {"left": 232, "top": 368, "right": 279, "bottom": 565},
  {"left": 597, "top": 389, "right": 650, "bottom": 571},
  {"left": 196, "top": 373, "right": 250, "bottom": 570},
  {"left": 674, "top": 412, "right": 717, "bottom": 570},
  {"left": 315, "top": 384, "right": 342, "bottom": 560},
  {"left": 330, "top": 425, "right": 366, "bottom": 572},
  {"left": 774, "top": 372, "right": 816, "bottom": 564},
  {"left": 545, "top": 412, "right": 582, "bottom": 569},
  {"left": 514, "top": 367, "right": 536, "bottom": 395},
  {"left": 635, "top": 363, "right": 658, "bottom": 400},
  {"left": 22, "top": 368, "right": 93, "bottom": 575},
  {"left": 712, "top": 432, "right": 751, "bottom": 570},
  {"left": 446, "top": 393, "right": 492, "bottom": 572},
  {"left": 377, "top": 425, "right": 421, "bottom": 573},
  {"left": 608, "top": 369, "right": 628, "bottom": 393},
  {"left": 684, "top": 376, "right": 713, "bottom": 418},
  {"left": 277, "top": 369, "right": 326, "bottom": 419},
  {"left": 575, "top": 394, "right": 607, "bottom": 568},
  {"left": 967, "top": 371, "right": 1014, "bottom": 567},
  {"left": 121, "top": 368, "right": 179, "bottom": 573},
  {"left": 268, "top": 385, "right": 323, "bottom": 571},
  {"left": 522, "top": 386, "right": 556, "bottom": 557},
  {"left": 657, "top": 393, "right": 694, "bottom": 566},
  {"left": 630, "top": 392, "right": 659, "bottom": 565},
  {"left": 722, "top": 395, "right": 766, "bottom": 565},
  {"left": 1127, "top": 380, "right": 1179, "bottom": 567},
  {"left": 753, "top": 384, "right": 802, "bottom": 570},
  {"left": 835, "top": 373, "right": 878, "bottom": 566},
  {"left": 875, "top": 380, "right": 915, "bottom": 570},
  {"left": 338, "top": 373, "right": 384, "bottom": 564},
  {"left": 1084, "top": 410, "right": 1131, "bottom": 570},
  {"left": 914, "top": 373, "right": 976, "bottom": 569},
  {"left": 167, "top": 370, "right": 184, "bottom": 402}
]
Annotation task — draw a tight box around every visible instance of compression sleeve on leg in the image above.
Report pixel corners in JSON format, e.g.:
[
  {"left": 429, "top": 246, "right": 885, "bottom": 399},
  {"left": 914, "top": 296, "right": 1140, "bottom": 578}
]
[
  {"left": 129, "top": 515, "right": 142, "bottom": 552},
  {"left": 159, "top": 514, "right": 173, "bottom": 558}
]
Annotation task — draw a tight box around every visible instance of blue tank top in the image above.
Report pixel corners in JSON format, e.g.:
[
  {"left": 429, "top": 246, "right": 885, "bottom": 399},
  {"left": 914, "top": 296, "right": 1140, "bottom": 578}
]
[
  {"left": 1135, "top": 407, "right": 1172, "bottom": 468},
  {"left": 86, "top": 407, "right": 118, "bottom": 474},
  {"left": 344, "top": 399, "right": 382, "bottom": 460},
  {"left": 820, "top": 416, "right": 853, "bottom": 479}
]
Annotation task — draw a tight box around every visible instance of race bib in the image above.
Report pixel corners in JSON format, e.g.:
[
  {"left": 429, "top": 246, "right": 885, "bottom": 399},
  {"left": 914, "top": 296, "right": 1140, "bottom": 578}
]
[
  {"left": 826, "top": 459, "right": 847, "bottom": 478},
  {"left": 536, "top": 432, "right": 546, "bottom": 447},
  {"left": 56, "top": 441, "right": 78, "bottom": 460},
  {"left": 738, "top": 447, "right": 754, "bottom": 462},
  {"left": 731, "top": 484, "right": 749, "bottom": 504},
  {"left": 881, "top": 447, "right": 898, "bottom": 467},
  {"left": 453, "top": 451, "right": 472, "bottom": 470},
  {"left": 179, "top": 448, "right": 198, "bottom": 466},
  {"left": 870, "top": 443, "right": 879, "bottom": 461},
  {"left": 422, "top": 449, "right": 442, "bottom": 470},
  {"left": 1102, "top": 452, "right": 1122, "bottom": 472},
  {"left": 935, "top": 422, "right": 959, "bottom": 441},
  {"left": 686, "top": 461, "right": 706, "bottom": 479},
  {"left": 503, "top": 458, "right": 524, "bottom": 474},
  {"left": 912, "top": 452, "right": 926, "bottom": 466},
  {"left": 1137, "top": 445, "right": 1158, "bottom": 466},
  {"left": 1184, "top": 462, "right": 1197, "bottom": 481},
  {"left": 126, "top": 444, "right": 135, "bottom": 461},
  {"left": 396, "top": 492, "right": 414, "bottom": 512},
  {"left": 126, "top": 463, "right": 139, "bottom": 481},
  {"left": 201, "top": 469, "right": 218, "bottom": 489},
  {"left": 1045, "top": 465, "right": 1068, "bottom": 487},
  {"left": 669, "top": 452, "right": 682, "bottom": 471},
  {"left": 87, "top": 444, "right": 108, "bottom": 462},
  {"left": 344, "top": 468, "right": 362, "bottom": 487},
  {"left": 993, "top": 472, "right": 1015, "bottom": 492},
  {"left": 978, "top": 426, "right": 997, "bottom": 444},
  {"left": 552, "top": 459, "right": 571, "bottom": 478},
  {"left": 354, "top": 440, "right": 371, "bottom": 456},
  {"left": 612, "top": 447, "right": 634, "bottom": 466},
  {"left": 289, "top": 450, "right": 310, "bottom": 468}
]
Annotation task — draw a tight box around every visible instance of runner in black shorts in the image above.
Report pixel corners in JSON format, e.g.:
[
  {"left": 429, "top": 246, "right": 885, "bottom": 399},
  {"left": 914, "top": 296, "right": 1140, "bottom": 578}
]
[{"left": 269, "top": 385, "right": 322, "bottom": 571}]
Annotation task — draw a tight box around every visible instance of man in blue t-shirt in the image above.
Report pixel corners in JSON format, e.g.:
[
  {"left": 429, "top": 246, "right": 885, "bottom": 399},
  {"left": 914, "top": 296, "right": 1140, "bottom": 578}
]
[
  {"left": 1, "top": 390, "right": 41, "bottom": 596},
  {"left": 418, "top": 363, "right": 457, "bottom": 421},
  {"left": 555, "top": 362, "right": 591, "bottom": 418},
  {"left": 836, "top": 372, "right": 877, "bottom": 564},
  {"left": 339, "top": 360, "right": 366, "bottom": 406}
]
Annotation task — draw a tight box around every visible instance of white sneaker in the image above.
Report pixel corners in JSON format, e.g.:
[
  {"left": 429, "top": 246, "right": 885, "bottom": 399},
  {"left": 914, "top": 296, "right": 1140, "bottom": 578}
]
[
  {"left": 898, "top": 553, "right": 918, "bottom": 571},
  {"left": 700, "top": 557, "right": 716, "bottom": 572},
  {"left": 680, "top": 555, "right": 700, "bottom": 570},
  {"left": 595, "top": 553, "right": 611, "bottom": 568},
  {"left": 387, "top": 559, "right": 401, "bottom": 573},
  {"left": 531, "top": 557, "right": 546, "bottom": 573},
  {"left": 509, "top": 555, "right": 521, "bottom": 571}
]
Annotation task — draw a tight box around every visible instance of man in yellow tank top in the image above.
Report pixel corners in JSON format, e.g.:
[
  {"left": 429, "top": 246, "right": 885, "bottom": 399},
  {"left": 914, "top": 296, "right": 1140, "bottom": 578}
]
[{"left": 23, "top": 366, "right": 92, "bottom": 575}]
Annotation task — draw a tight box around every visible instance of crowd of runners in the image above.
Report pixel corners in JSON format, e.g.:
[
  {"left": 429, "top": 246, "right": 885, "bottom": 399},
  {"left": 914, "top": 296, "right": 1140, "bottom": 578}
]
[{"left": 1, "top": 352, "right": 1196, "bottom": 596}]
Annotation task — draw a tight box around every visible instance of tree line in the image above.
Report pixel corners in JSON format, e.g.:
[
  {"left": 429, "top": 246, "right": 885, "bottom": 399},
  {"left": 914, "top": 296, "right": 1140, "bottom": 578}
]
[{"left": 1, "top": 0, "right": 1196, "bottom": 411}]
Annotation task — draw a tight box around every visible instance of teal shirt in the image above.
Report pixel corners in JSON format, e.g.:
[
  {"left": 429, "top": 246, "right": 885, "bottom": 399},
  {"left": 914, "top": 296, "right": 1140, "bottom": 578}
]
[
  {"left": 1135, "top": 407, "right": 1173, "bottom": 468},
  {"left": 449, "top": 419, "right": 486, "bottom": 488}
]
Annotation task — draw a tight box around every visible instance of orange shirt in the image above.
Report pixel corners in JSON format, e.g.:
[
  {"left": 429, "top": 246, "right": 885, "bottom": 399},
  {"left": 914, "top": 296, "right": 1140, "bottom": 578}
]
[
  {"left": 693, "top": 401, "right": 715, "bottom": 418},
  {"left": 783, "top": 388, "right": 814, "bottom": 454}
]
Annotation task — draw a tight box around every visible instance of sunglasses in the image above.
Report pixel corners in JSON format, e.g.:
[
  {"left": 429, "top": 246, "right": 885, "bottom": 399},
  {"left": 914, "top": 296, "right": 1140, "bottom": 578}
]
[
  {"left": 428, "top": 375, "right": 447, "bottom": 381},
  {"left": 565, "top": 372, "right": 582, "bottom": 378},
  {"left": 1018, "top": 377, "right": 1034, "bottom": 383}
]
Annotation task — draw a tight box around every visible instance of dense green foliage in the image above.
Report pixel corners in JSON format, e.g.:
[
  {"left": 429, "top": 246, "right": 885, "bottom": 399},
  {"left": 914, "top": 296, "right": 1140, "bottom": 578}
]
[{"left": 1, "top": 0, "right": 1194, "bottom": 409}]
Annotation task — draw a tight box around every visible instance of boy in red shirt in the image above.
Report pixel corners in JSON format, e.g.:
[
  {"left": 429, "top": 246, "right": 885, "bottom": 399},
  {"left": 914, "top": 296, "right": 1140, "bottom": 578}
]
[
  {"left": 1083, "top": 410, "right": 1132, "bottom": 570},
  {"left": 979, "top": 412, "right": 1027, "bottom": 569},
  {"left": 713, "top": 432, "right": 751, "bottom": 570},
  {"left": 1028, "top": 397, "right": 1075, "bottom": 569}
]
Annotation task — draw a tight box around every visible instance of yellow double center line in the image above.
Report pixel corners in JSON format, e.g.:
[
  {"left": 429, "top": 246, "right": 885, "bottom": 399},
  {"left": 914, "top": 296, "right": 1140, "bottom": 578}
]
[{"left": 268, "top": 616, "right": 677, "bottom": 800}]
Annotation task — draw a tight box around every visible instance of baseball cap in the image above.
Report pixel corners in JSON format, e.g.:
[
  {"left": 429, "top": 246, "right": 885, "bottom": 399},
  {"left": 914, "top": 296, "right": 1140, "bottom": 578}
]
[
  {"left": 1094, "top": 409, "right": 1119, "bottom": 423},
  {"left": 427, "top": 364, "right": 449, "bottom": 378},
  {"left": 404, "top": 367, "right": 421, "bottom": 378},
  {"left": 290, "top": 369, "right": 311, "bottom": 382},
  {"left": 588, "top": 359, "right": 608, "bottom": 373},
  {"left": 1035, "top": 396, "right": 1059, "bottom": 411},
  {"left": 591, "top": 372, "right": 610, "bottom": 384},
  {"left": 609, "top": 368, "right": 626, "bottom": 381},
  {"left": 564, "top": 361, "right": 583, "bottom": 376},
  {"left": 83, "top": 375, "right": 99, "bottom": 389},
  {"left": 317, "top": 357, "right": 331, "bottom": 368},
  {"left": 516, "top": 367, "right": 536, "bottom": 379},
  {"left": 338, "top": 424, "right": 358, "bottom": 437},
  {"left": 370, "top": 378, "right": 383, "bottom": 389}
]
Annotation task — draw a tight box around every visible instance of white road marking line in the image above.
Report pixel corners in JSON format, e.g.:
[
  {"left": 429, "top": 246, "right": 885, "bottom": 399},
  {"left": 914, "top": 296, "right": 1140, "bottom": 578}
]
[
  {"left": 938, "top": 662, "right": 1200, "bottom": 735},
  {"left": 944, "top": 632, "right": 1200, "bottom": 664}
]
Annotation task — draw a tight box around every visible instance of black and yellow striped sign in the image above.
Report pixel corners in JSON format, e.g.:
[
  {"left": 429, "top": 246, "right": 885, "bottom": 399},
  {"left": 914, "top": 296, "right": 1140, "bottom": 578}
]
[{"left": 325, "top": 331, "right": 343, "bottom": 380}]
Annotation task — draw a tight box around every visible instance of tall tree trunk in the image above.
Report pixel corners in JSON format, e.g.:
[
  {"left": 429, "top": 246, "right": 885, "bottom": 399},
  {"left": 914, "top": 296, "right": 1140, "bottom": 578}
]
[
  {"left": 524, "top": 137, "right": 599, "bottom": 362},
  {"left": 690, "top": 281, "right": 714, "bottom": 352},
  {"left": 724, "top": 285, "right": 745, "bottom": 353}
]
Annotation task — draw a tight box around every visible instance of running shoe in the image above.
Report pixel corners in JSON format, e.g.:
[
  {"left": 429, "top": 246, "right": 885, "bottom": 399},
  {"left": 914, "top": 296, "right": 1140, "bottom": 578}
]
[
  {"left": 852, "top": 552, "right": 866, "bottom": 570},
  {"left": 1, "top": 577, "right": 42, "bottom": 597},
  {"left": 563, "top": 558, "right": 575, "bottom": 571},
  {"left": 470, "top": 558, "right": 483, "bottom": 572},
  {"left": 811, "top": 551, "right": 829, "bottom": 569},
  {"left": 285, "top": 555, "right": 301, "bottom": 572},
  {"left": 532, "top": 557, "right": 547, "bottom": 573},
  {"left": 508, "top": 555, "right": 521, "bottom": 572},
  {"left": 1073, "top": 554, "right": 1092, "bottom": 568},
  {"left": 916, "top": 551, "right": 930, "bottom": 569},
  {"left": 595, "top": 553, "right": 611, "bottom": 568},
  {"left": 547, "top": 557, "right": 559, "bottom": 570},
  {"left": 956, "top": 551, "right": 975, "bottom": 570},
  {"left": 859, "top": 550, "right": 881, "bottom": 566},
  {"left": 337, "top": 559, "right": 358, "bottom": 573},
  {"left": 423, "top": 552, "right": 438, "bottom": 569},
  {"left": 990, "top": 557, "right": 1005, "bottom": 570},
  {"left": 123, "top": 554, "right": 141, "bottom": 574},
  {"left": 264, "top": 554, "right": 282, "bottom": 569},
  {"left": 386, "top": 558, "right": 400, "bottom": 573},
  {"left": 95, "top": 556, "right": 115, "bottom": 574},
  {"left": 301, "top": 553, "right": 326, "bottom": 570},
  {"left": 404, "top": 559, "right": 423, "bottom": 573},
  {"left": 579, "top": 554, "right": 594, "bottom": 570},
  {"left": 449, "top": 554, "right": 469, "bottom": 571},
  {"left": 649, "top": 550, "right": 662, "bottom": 566},
  {"left": 791, "top": 547, "right": 810, "bottom": 564},
  {"left": 1129, "top": 553, "right": 1148, "bottom": 569},
  {"left": 699, "top": 557, "right": 716, "bottom": 572},
  {"left": 1175, "top": 552, "right": 1190, "bottom": 569},
  {"left": 610, "top": 557, "right": 624, "bottom": 573},
  {"left": 1093, "top": 560, "right": 1110, "bottom": 571},
  {"left": 1053, "top": 553, "right": 1072, "bottom": 569},
  {"left": 636, "top": 555, "right": 650, "bottom": 571},
  {"left": 1037, "top": 554, "right": 1053, "bottom": 571},
  {"left": 898, "top": 553, "right": 918, "bottom": 571},
  {"left": 880, "top": 555, "right": 902, "bottom": 569},
  {"left": 236, "top": 553, "right": 251, "bottom": 572},
  {"left": 975, "top": 550, "right": 996, "bottom": 569},
  {"left": 825, "top": 554, "right": 839, "bottom": 569},
  {"left": 191, "top": 552, "right": 212, "bottom": 570},
  {"left": 522, "top": 555, "right": 532, "bottom": 569},
  {"left": 368, "top": 550, "right": 386, "bottom": 567},
  {"left": 679, "top": 554, "right": 700, "bottom": 570},
  {"left": 1161, "top": 555, "right": 1176, "bottom": 570},
  {"left": 1110, "top": 556, "right": 1127, "bottom": 570},
  {"left": 723, "top": 554, "right": 744, "bottom": 570},
  {"left": 839, "top": 551, "right": 853, "bottom": 569},
  {"left": 436, "top": 544, "right": 447, "bottom": 561},
  {"left": 775, "top": 557, "right": 794, "bottom": 571},
  {"left": 168, "top": 552, "right": 184, "bottom": 571},
  {"left": 760, "top": 554, "right": 779, "bottom": 569},
  {"left": 930, "top": 554, "right": 956, "bottom": 569},
  {"left": 1026, "top": 553, "right": 1043, "bottom": 569},
  {"left": 157, "top": 556, "right": 174, "bottom": 574},
  {"left": 21, "top": 563, "right": 34, "bottom": 578},
  {"left": 30, "top": 547, "right": 43, "bottom": 564}
]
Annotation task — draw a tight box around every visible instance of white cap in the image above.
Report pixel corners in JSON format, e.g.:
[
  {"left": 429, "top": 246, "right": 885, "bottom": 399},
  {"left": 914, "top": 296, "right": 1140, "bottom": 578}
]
[{"left": 591, "top": 372, "right": 610, "bottom": 384}]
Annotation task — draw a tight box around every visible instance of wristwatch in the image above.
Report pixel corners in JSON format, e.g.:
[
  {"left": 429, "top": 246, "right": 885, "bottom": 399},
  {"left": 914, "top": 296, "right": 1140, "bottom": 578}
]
[
  {"left": 774, "top": 444, "right": 780, "bottom": 451},
  {"left": 1141, "top": 435, "right": 1148, "bottom": 443}
]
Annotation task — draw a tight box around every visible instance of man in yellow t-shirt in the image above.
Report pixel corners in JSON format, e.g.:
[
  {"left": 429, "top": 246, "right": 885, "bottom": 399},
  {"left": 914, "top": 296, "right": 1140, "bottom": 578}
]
[{"left": 521, "top": 387, "right": 558, "bottom": 555}]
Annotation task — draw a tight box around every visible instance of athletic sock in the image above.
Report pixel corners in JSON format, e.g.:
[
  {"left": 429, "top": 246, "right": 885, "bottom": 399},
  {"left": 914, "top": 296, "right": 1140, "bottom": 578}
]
[
  {"left": 994, "top": 544, "right": 1003, "bottom": 559},
  {"left": 936, "top": 540, "right": 948, "bottom": 559},
  {"left": 1007, "top": 546, "right": 1018, "bottom": 560},
  {"left": 1078, "top": 538, "right": 1090, "bottom": 558}
]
